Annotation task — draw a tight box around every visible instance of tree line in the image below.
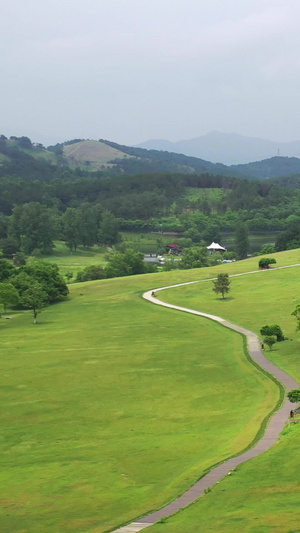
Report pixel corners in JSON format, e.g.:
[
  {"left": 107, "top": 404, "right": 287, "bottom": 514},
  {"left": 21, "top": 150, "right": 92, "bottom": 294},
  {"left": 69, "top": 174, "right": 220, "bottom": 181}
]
[{"left": 1, "top": 198, "right": 299, "bottom": 260}]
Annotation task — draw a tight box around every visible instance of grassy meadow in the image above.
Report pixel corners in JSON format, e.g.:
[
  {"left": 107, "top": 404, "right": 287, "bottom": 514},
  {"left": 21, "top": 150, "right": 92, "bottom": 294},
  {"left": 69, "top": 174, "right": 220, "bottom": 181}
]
[
  {"left": 43, "top": 241, "right": 107, "bottom": 278},
  {"left": 0, "top": 255, "right": 290, "bottom": 533},
  {"left": 148, "top": 423, "right": 300, "bottom": 533},
  {"left": 160, "top": 250, "right": 300, "bottom": 381},
  {"left": 144, "top": 249, "right": 300, "bottom": 532}
]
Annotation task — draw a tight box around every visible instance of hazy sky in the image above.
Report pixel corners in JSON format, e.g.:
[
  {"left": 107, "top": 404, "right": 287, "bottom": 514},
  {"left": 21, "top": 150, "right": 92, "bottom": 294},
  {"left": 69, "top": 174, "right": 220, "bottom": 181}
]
[{"left": 2, "top": 0, "right": 300, "bottom": 146}]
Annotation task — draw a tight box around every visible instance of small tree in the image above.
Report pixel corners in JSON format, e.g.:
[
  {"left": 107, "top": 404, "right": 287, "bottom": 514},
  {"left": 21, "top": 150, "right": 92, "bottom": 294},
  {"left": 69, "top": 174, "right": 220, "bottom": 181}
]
[
  {"left": 212, "top": 273, "right": 231, "bottom": 299},
  {"left": 287, "top": 388, "right": 300, "bottom": 404},
  {"left": 258, "top": 257, "right": 277, "bottom": 269},
  {"left": 291, "top": 304, "right": 300, "bottom": 330},
  {"left": 20, "top": 282, "right": 48, "bottom": 324},
  {"left": 263, "top": 336, "right": 276, "bottom": 350},
  {"left": 260, "top": 324, "right": 284, "bottom": 342}
]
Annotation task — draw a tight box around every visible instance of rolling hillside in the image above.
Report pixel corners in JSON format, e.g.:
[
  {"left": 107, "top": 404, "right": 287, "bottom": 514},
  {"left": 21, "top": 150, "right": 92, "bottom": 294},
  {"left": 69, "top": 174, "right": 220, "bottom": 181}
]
[{"left": 63, "top": 139, "right": 136, "bottom": 170}]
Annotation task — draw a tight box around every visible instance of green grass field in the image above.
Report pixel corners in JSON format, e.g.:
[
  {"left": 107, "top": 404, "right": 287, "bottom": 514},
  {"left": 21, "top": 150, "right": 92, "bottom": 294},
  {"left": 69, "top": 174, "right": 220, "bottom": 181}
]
[
  {"left": 0, "top": 255, "right": 288, "bottom": 533},
  {"left": 160, "top": 251, "right": 300, "bottom": 381},
  {"left": 148, "top": 424, "right": 300, "bottom": 533},
  {"left": 43, "top": 241, "right": 107, "bottom": 278},
  {"left": 144, "top": 249, "right": 300, "bottom": 532}
]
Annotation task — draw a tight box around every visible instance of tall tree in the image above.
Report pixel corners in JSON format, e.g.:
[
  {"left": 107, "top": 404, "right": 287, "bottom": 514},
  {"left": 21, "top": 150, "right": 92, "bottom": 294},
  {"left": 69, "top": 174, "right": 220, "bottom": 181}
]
[
  {"left": 234, "top": 222, "right": 249, "bottom": 259},
  {"left": 98, "top": 211, "right": 121, "bottom": 246},
  {"left": 0, "top": 282, "right": 20, "bottom": 313},
  {"left": 78, "top": 204, "right": 99, "bottom": 247},
  {"left": 179, "top": 247, "right": 208, "bottom": 270},
  {"left": 0, "top": 259, "right": 15, "bottom": 282},
  {"left": 11, "top": 261, "right": 68, "bottom": 303},
  {"left": 62, "top": 208, "right": 81, "bottom": 251},
  {"left": 9, "top": 202, "right": 55, "bottom": 254}
]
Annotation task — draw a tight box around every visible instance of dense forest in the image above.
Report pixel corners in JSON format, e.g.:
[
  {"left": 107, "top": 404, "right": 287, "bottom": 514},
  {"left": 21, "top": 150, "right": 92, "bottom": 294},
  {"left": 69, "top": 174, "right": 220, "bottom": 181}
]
[{"left": 0, "top": 134, "right": 300, "bottom": 257}]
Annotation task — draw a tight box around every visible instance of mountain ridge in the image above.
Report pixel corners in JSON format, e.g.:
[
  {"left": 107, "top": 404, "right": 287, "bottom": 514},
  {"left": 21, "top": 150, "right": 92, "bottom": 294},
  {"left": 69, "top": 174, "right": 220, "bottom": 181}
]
[
  {"left": 136, "top": 131, "right": 300, "bottom": 165},
  {"left": 2, "top": 134, "right": 300, "bottom": 180}
]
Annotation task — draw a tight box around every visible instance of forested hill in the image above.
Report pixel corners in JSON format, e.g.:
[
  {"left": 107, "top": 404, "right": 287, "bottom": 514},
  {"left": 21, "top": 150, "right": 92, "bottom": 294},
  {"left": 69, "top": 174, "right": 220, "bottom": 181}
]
[
  {"left": 99, "top": 139, "right": 230, "bottom": 175},
  {"left": 2, "top": 134, "right": 300, "bottom": 179},
  {"left": 1, "top": 135, "right": 300, "bottom": 254},
  {"left": 100, "top": 140, "right": 300, "bottom": 178},
  {"left": 231, "top": 156, "right": 300, "bottom": 180}
]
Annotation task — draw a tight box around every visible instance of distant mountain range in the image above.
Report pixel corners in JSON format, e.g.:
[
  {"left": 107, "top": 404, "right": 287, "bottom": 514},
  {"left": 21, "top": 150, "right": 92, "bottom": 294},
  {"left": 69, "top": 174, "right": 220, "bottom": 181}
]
[
  {"left": 136, "top": 131, "right": 300, "bottom": 165},
  {"left": 2, "top": 135, "right": 300, "bottom": 180}
]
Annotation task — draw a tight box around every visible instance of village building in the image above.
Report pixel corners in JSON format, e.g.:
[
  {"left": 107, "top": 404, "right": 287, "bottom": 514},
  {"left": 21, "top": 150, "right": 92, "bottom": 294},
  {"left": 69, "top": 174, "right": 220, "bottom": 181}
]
[{"left": 166, "top": 243, "right": 182, "bottom": 255}]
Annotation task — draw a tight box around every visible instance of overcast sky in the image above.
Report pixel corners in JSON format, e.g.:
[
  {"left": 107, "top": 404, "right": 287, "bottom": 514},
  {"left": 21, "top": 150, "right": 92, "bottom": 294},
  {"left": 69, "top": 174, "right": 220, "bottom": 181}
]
[{"left": 1, "top": 0, "right": 300, "bottom": 146}]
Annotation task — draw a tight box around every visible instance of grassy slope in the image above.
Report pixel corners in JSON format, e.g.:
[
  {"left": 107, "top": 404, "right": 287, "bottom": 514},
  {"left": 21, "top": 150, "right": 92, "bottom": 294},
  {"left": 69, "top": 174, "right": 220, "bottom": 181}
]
[
  {"left": 0, "top": 262, "right": 282, "bottom": 533},
  {"left": 4, "top": 140, "right": 57, "bottom": 163},
  {"left": 63, "top": 141, "right": 135, "bottom": 170},
  {"left": 146, "top": 249, "right": 300, "bottom": 533},
  {"left": 148, "top": 425, "right": 300, "bottom": 533}
]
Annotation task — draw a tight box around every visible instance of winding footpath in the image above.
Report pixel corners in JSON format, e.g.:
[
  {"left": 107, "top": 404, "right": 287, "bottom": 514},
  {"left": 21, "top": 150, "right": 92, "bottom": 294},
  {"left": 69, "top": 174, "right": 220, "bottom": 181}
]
[{"left": 114, "top": 265, "right": 300, "bottom": 533}]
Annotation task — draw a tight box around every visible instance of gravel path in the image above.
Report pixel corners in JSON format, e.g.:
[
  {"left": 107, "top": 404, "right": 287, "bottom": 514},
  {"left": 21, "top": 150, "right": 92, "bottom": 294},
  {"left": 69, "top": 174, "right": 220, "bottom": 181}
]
[{"left": 113, "top": 266, "right": 300, "bottom": 532}]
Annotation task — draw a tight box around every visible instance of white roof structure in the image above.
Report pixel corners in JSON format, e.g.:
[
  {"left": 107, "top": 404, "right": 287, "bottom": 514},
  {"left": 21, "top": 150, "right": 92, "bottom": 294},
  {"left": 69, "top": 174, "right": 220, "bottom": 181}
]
[{"left": 207, "top": 242, "right": 227, "bottom": 252}]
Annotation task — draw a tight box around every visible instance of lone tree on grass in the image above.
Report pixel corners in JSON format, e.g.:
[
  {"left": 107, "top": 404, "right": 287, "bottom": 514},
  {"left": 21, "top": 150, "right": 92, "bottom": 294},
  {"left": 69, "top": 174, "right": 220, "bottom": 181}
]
[
  {"left": 212, "top": 273, "right": 231, "bottom": 299},
  {"left": 263, "top": 336, "right": 276, "bottom": 350},
  {"left": 20, "top": 282, "right": 48, "bottom": 324},
  {"left": 260, "top": 324, "right": 284, "bottom": 342}
]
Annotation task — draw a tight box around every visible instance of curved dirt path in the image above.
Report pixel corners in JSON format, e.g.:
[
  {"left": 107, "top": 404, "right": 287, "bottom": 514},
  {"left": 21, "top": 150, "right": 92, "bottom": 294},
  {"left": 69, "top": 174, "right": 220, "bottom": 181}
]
[{"left": 114, "top": 266, "right": 300, "bottom": 532}]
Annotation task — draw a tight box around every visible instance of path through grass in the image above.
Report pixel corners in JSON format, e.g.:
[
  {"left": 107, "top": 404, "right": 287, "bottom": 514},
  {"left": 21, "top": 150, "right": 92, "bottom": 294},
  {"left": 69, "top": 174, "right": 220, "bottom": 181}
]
[{"left": 143, "top": 250, "right": 300, "bottom": 532}]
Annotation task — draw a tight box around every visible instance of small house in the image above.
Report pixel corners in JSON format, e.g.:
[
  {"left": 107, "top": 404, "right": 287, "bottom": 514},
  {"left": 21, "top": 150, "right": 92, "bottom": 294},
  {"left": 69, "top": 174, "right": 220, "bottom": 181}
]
[{"left": 166, "top": 243, "right": 182, "bottom": 255}]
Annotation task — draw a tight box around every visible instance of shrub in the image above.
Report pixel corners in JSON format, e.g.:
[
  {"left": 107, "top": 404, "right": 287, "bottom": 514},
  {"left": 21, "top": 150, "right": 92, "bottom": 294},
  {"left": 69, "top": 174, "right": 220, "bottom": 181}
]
[
  {"left": 76, "top": 265, "right": 107, "bottom": 282},
  {"left": 258, "top": 257, "right": 277, "bottom": 269},
  {"left": 287, "top": 389, "right": 300, "bottom": 403}
]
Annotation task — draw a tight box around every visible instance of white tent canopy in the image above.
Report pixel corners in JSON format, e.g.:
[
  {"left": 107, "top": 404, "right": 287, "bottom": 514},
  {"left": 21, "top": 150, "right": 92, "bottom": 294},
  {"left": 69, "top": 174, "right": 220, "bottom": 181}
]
[{"left": 207, "top": 242, "right": 227, "bottom": 252}]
